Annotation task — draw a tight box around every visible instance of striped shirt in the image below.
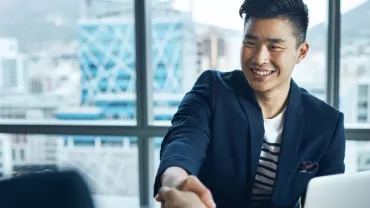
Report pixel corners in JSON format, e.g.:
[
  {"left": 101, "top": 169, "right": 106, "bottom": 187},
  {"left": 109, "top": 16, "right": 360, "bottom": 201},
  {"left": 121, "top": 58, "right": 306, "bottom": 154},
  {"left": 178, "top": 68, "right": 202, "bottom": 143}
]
[{"left": 252, "top": 108, "right": 286, "bottom": 207}]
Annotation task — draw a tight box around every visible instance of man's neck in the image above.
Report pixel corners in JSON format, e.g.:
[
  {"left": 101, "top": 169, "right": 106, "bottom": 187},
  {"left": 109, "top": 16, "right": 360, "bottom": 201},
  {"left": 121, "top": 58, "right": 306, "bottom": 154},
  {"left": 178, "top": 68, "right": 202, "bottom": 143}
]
[{"left": 255, "top": 82, "right": 290, "bottom": 119}]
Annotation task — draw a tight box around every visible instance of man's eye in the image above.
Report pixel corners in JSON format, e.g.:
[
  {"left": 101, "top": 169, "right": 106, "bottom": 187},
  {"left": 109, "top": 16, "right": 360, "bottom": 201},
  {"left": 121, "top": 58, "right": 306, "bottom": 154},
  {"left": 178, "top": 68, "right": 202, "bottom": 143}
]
[
  {"left": 270, "top": 46, "right": 281, "bottom": 50},
  {"left": 244, "top": 41, "right": 255, "bottom": 46}
]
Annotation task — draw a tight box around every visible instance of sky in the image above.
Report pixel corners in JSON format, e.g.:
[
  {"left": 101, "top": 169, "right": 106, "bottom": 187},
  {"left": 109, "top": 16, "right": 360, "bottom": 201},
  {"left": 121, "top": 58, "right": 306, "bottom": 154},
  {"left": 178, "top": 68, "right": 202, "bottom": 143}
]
[{"left": 172, "top": 0, "right": 368, "bottom": 30}]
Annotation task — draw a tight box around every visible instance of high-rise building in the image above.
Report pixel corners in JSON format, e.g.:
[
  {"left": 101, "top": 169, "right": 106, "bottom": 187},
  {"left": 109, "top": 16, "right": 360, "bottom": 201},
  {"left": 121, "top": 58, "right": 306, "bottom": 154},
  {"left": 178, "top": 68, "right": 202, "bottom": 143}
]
[
  {"left": 0, "top": 38, "right": 27, "bottom": 95},
  {"left": 340, "top": 38, "right": 370, "bottom": 124},
  {"left": 55, "top": 2, "right": 197, "bottom": 196},
  {"left": 0, "top": 135, "right": 13, "bottom": 177},
  {"left": 195, "top": 24, "right": 242, "bottom": 74},
  {"left": 11, "top": 134, "right": 58, "bottom": 173},
  {"left": 77, "top": 16, "right": 196, "bottom": 106},
  {"left": 0, "top": 38, "right": 59, "bottom": 173}
]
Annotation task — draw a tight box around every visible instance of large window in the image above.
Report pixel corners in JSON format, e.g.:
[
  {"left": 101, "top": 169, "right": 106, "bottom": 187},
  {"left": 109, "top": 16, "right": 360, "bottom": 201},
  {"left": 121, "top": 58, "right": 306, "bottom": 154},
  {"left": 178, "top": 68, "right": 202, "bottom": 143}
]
[
  {"left": 0, "top": 134, "right": 139, "bottom": 206},
  {"left": 340, "top": 0, "right": 370, "bottom": 174},
  {"left": 293, "top": 0, "right": 328, "bottom": 101},
  {"left": 148, "top": 0, "right": 328, "bottom": 123},
  {"left": 1, "top": 0, "right": 370, "bottom": 208},
  {"left": 0, "top": 0, "right": 137, "bottom": 124},
  {"left": 340, "top": 0, "right": 370, "bottom": 125}
]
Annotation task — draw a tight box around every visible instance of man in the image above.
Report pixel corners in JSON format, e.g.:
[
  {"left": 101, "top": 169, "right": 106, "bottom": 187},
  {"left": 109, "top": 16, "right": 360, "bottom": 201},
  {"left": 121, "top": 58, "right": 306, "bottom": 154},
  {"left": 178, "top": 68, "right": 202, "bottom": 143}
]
[{"left": 154, "top": 0, "right": 345, "bottom": 207}]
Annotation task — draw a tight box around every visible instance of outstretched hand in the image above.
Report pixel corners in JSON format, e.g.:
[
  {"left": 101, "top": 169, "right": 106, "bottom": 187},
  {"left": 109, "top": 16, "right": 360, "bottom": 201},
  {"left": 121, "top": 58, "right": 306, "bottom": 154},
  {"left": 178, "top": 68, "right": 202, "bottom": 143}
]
[
  {"left": 156, "top": 175, "right": 216, "bottom": 208},
  {"left": 156, "top": 186, "right": 207, "bottom": 208}
]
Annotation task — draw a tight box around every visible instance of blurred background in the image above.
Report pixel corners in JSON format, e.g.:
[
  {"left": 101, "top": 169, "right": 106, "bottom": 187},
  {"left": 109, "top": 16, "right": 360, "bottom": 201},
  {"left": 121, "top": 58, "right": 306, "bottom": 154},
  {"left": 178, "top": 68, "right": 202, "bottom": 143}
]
[{"left": 0, "top": 0, "right": 369, "bottom": 207}]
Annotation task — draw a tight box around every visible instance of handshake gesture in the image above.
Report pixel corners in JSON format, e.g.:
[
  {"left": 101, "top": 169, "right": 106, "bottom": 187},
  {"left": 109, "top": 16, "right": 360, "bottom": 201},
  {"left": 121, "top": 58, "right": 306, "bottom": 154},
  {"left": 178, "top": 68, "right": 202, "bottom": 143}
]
[{"left": 155, "top": 172, "right": 217, "bottom": 208}]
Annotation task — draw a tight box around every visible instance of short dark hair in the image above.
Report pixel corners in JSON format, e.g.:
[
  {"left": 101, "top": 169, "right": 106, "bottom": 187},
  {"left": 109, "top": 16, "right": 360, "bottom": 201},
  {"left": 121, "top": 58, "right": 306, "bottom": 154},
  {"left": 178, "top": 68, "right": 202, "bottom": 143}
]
[{"left": 239, "top": 0, "right": 309, "bottom": 47}]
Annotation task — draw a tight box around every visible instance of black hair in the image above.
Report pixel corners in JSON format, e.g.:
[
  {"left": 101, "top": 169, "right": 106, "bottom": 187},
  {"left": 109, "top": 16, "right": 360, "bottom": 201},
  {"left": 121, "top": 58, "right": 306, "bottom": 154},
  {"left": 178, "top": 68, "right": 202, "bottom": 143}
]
[{"left": 239, "top": 0, "right": 309, "bottom": 47}]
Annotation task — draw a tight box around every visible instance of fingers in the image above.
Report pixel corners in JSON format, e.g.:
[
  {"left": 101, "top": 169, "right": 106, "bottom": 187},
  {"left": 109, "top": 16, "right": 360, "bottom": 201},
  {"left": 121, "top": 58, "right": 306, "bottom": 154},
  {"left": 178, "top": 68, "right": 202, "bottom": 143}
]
[
  {"left": 180, "top": 176, "right": 216, "bottom": 208},
  {"left": 156, "top": 186, "right": 208, "bottom": 208},
  {"left": 156, "top": 176, "right": 216, "bottom": 208},
  {"left": 156, "top": 186, "right": 183, "bottom": 208},
  {"left": 156, "top": 186, "right": 170, "bottom": 202},
  {"left": 156, "top": 186, "right": 180, "bottom": 202},
  {"left": 155, "top": 193, "right": 163, "bottom": 203}
]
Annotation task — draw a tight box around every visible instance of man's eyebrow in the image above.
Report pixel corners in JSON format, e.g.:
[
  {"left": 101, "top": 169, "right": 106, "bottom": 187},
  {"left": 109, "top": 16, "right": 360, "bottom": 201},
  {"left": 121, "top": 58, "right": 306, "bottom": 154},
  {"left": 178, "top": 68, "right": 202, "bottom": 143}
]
[
  {"left": 244, "top": 34, "right": 258, "bottom": 40},
  {"left": 244, "top": 33, "right": 286, "bottom": 44},
  {"left": 267, "top": 38, "right": 286, "bottom": 44}
]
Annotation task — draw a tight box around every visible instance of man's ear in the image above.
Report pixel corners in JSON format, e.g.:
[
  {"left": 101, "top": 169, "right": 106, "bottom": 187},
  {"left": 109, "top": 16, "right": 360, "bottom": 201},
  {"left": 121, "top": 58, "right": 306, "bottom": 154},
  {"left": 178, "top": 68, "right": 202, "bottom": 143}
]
[{"left": 296, "top": 41, "right": 309, "bottom": 64}]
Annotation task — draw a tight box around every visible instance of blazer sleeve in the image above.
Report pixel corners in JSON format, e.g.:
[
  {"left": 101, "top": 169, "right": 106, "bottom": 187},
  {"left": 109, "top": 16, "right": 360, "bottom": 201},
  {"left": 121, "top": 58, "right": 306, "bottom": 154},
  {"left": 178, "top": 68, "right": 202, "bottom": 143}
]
[
  {"left": 301, "top": 112, "right": 346, "bottom": 207},
  {"left": 316, "top": 112, "right": 346, "bottom": 176},
  {"left": 153, "top": 70, "right": 216, "bottom": 196}
]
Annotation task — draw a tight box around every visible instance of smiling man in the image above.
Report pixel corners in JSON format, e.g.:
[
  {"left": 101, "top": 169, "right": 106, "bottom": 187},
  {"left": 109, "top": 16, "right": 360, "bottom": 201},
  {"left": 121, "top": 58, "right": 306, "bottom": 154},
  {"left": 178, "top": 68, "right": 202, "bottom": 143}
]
[{"left": 154, "top": 0, "right": 346, "bottom": 207}]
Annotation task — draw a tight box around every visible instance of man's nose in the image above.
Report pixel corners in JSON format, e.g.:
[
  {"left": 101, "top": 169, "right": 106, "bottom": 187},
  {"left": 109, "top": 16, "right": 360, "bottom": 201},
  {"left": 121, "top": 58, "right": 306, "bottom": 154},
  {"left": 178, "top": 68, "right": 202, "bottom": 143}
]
[{"left": 252, "top": 45, "right": 270, "bottom": 65}]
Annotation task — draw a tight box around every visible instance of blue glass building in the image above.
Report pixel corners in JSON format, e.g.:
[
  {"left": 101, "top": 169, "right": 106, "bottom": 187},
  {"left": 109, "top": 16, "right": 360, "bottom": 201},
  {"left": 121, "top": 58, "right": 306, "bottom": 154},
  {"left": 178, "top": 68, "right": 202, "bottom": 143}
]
[{"left": 56, "top": 16, "right": 197, "bottom": 147}]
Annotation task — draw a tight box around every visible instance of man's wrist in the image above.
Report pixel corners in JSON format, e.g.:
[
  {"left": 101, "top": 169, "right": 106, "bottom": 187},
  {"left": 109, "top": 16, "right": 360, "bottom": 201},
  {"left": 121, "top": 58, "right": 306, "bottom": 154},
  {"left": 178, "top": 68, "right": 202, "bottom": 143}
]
[{"left": 161, "top": 166, "right": 189, "bottom": 188}]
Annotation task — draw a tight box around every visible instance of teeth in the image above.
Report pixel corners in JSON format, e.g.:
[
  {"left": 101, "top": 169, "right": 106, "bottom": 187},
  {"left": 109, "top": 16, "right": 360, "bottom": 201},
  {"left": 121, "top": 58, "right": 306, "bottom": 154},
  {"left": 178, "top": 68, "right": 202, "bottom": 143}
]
[{"left": 252, "top": 69, "right": 274, "bottom": 76}]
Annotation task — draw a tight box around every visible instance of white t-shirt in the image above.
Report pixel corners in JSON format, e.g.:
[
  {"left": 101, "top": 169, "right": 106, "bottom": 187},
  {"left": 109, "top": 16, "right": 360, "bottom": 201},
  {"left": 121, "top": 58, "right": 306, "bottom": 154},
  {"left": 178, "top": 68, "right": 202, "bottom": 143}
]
[{"left": 251, "top": 108, "right": 286, "bottom": 206}]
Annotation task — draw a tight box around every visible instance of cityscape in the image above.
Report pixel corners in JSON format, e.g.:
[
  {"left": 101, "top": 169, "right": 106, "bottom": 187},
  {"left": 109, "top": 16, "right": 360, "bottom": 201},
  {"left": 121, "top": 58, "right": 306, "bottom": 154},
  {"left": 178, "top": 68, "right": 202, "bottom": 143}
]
[{"left": 0, "top": 0, "right": 370, "bottom": 207}]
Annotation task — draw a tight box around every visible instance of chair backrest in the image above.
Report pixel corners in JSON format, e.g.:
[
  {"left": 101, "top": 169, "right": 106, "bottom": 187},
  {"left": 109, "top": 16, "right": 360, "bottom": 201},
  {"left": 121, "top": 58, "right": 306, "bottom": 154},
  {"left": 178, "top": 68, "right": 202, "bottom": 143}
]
[{"left": 0, "top": 170, "right": 95, "bottom": 208}]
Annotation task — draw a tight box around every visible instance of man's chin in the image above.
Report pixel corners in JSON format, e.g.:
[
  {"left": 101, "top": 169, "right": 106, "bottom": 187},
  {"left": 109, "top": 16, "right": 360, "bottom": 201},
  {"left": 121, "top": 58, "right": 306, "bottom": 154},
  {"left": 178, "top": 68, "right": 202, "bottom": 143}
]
[{"left": 249, "top": 83, "right": 274, "bottom": 93}]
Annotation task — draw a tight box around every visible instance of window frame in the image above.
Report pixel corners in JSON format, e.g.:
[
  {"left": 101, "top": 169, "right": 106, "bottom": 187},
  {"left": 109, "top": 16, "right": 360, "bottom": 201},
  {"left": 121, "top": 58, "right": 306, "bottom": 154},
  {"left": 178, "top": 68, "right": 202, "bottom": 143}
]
[{"left": 0, "top": 0, "right": 368, "bottom": 207}]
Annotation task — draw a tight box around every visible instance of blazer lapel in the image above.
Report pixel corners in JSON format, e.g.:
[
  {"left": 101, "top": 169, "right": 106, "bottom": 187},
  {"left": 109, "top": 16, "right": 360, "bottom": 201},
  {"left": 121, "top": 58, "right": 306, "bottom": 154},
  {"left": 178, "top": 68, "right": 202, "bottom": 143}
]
[
  {"left": 235, "top": 74, "right": 265, "bottom": 198},
  {"left": 271, "top": 80, "right": 305, "bottom": 202},
  {"left": 234, "top": 73, "right": 305, "bottom": 203}
]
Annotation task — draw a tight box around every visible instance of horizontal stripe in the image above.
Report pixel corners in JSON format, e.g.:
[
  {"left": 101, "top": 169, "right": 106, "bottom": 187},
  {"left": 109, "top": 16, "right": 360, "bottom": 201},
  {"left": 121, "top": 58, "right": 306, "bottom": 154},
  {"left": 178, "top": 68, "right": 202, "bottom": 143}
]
[
  {"left": 260, "top": 156, "right": 278, "bottom": 164},
  {"left": 256, "top": 167, "right": 276, "bottom": 179},
  {"left": 259, "top": 159, "right": 278, "bottom": 170},
  {"left": 251, "top": 193, "right": 271, "bottom": 197},
  {"left": 254, "top": 182, "right": 273, "bottom": 191},
  {"left": 256, "top": 171, "right": 275, "bottom": 181},
  {"left": 258, "top": 164, "right": 277, "bottom": 173},
  {"left": 252, "top": 187, "right": 272, "bottom": 194},
  {"left": 255, "top": 174, "right": 275, "bottom": 185},
  {"left": 262, "top": 143, "right": 280, "bottom": 152},
  {"left": 263, "top": 139, "right": 281, "bottom": 146},
  {"left": 261, "top": 148, "right": 280, "bottom": 156},
  {"left": 251, "top": 196, "right": 270, "bottom": 200},
  {"left": 254, "top": 179, "right": 274, "bottom": 188},
  {"left": 259, "top": 153, "right": 279, "bottom": 163}
]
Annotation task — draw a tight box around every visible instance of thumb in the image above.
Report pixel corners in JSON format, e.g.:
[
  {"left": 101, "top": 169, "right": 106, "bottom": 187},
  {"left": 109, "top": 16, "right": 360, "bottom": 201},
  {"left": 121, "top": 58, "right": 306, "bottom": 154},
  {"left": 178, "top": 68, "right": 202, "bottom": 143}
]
[
  {"left": 156, "top": 186, "right": 180, "bottom": 202},
  {"left": 180, "top": 176, "right": 216, "bottom": 208}
]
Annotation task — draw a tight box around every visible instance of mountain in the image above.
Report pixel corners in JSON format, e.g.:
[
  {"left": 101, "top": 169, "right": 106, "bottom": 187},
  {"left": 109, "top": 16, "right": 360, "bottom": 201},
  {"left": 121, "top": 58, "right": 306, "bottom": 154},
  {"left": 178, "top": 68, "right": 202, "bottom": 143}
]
[
  {"left": 1, "top": 0, "right": 369, "bottom": 53},
  {"left": 307, "top": 0, "right": 370, "bottom": 50},
  {"left": 0, "top": 0, "right": 79, "bottom": 52}
]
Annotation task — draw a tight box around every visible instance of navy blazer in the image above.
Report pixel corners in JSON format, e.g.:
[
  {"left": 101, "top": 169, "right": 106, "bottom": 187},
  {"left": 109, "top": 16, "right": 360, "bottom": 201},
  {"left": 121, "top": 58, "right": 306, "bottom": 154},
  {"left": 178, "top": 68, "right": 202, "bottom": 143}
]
[{"left": 154, "top": 70, "right": 345, "bottom": 208}]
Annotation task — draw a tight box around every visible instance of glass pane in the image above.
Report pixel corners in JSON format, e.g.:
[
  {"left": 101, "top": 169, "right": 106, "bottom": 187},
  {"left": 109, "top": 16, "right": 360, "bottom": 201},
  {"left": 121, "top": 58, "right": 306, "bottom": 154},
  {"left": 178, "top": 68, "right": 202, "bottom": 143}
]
[
  {"left": 340, "top": 0, "right": 370, "bottom": 125},
  {"left": 152, "top": 137, "right": 163, "bottom": 208},
  {"left": 345, "top": 140, "right": 370, "bottom": 173},
  {"left": 0, "top": 0, "right": 136, "bottom": 125},
  {"left": 148, "top": 0, "right": 329, "bottom": 125},
  {"left": 291, "top": 0, "right": 328, "bottom": 101},
  {"left": 150, "top": 139, "right": 366, "bottom": 204},
  {"left": 149, "top": 0, "right": 243, "bottom": 125},
  {"left": 0, "top": 134, "right": 139, "bottom": 207}
]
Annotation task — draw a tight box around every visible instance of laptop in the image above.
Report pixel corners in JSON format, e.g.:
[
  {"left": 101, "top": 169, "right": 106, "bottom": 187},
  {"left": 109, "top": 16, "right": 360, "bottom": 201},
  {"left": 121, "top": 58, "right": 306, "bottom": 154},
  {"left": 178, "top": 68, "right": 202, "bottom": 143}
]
[{"left": 304, "top": 171, "right": 370, "bottom": 208}]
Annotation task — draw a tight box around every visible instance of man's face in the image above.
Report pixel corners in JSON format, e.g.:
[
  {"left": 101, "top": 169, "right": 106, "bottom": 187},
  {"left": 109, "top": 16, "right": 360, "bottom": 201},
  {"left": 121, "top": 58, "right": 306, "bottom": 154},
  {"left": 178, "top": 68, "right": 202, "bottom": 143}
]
[{"left": 240, "top": 17, "right": 309, "bottom": 93}]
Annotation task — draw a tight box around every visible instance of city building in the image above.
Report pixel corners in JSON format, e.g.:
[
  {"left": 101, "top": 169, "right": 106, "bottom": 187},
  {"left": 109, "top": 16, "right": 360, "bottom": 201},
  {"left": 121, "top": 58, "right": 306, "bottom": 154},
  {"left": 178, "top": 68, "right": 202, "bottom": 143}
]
[
  {"left": 195, "top": 24, "right": 242, "bottom": 74},
  {"left": 0, "top": 38, "right": 61, "bottom": 173},
  {"left": 11, "top": 134, "right": 58, "bottom": 173},
  {"left": 340, "top": 38, "right": 370, "bottom": 124},
  {"left": 1, "top": 1, "right": 370, "bottom": 208},
  {"left": 0, "top": 38, "right": 27, "bottom": 95},
  {"left": 0, "top": 136, "right": 13, "bottom": 176},
  {"left": 55, "top": 1, "right": 196, "bottom": 196}
]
